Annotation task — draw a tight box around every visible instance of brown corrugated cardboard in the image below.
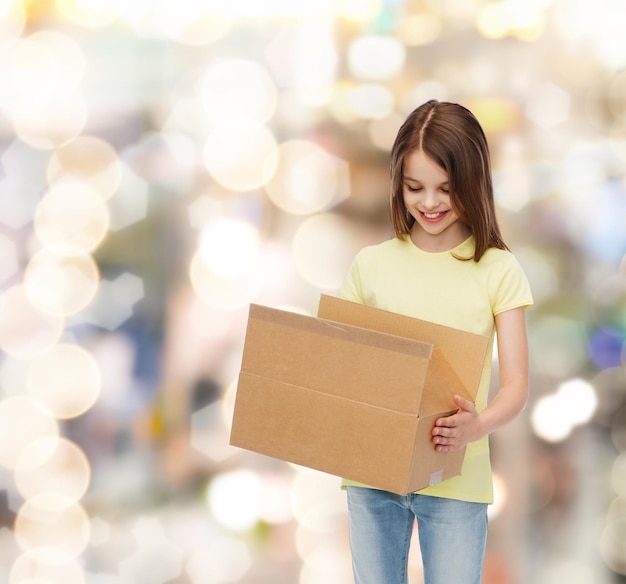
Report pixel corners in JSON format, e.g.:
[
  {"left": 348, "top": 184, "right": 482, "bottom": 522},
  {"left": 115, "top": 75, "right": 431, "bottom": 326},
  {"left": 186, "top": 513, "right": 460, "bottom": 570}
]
[
  {"left": 230, "top": 296, "right": 490, "bottom": 495},
  {"left": 317, "top": 295, "right": 487, "bottom": 395}
]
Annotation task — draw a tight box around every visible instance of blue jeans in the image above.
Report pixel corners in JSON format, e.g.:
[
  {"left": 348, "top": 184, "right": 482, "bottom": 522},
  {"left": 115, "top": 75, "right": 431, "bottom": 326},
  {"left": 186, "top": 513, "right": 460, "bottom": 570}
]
[{"left": 347, "top": 486, "right": 488, "bottom": 584}]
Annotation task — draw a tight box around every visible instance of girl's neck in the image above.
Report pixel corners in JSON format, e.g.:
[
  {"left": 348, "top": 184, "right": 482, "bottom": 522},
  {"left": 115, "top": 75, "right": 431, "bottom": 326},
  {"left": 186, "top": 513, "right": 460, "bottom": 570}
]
[{"left": 409, "top": 223, "right": 472, "bottom": 252}]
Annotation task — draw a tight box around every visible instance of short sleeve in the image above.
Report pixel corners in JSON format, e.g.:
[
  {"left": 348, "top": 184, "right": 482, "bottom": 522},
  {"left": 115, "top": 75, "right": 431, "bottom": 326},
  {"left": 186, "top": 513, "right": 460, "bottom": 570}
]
[
  {"left": 491, "top": 254, "right": 534, "bottom": 315},
  {"left": 339, "top": 251, "right": 365, "bottom": 304}
]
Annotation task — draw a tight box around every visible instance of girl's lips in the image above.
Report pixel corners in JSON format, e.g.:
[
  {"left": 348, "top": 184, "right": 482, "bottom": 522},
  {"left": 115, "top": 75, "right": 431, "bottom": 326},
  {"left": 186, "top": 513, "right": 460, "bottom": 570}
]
[{"left": 420, "top": 210, "right": 448, "bottom": 223}]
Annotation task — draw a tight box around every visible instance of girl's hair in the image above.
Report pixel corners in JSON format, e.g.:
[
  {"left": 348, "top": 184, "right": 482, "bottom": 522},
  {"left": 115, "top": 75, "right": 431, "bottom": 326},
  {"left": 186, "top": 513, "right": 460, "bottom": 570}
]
[{"left": 389, "top": 99, "right": 508, "bottom": 261}]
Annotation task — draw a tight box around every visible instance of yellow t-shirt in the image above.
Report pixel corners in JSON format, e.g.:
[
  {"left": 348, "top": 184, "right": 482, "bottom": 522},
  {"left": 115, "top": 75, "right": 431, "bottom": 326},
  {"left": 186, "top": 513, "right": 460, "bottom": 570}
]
[{"left": 339, "top": 235, "right": 533, "bottom": 503}]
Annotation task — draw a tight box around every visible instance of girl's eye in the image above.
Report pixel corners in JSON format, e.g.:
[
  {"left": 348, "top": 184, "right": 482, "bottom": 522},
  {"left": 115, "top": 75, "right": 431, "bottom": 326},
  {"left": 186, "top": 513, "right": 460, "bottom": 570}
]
[{"left": 406, "top": 185, "right": 421, "bottom": 192}]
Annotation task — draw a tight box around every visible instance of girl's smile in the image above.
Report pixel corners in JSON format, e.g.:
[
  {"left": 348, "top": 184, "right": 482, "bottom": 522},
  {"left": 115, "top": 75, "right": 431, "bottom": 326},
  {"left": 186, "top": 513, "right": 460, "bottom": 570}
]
[{"left": 420, "top": 210, "right": 449, "bottom": 222}]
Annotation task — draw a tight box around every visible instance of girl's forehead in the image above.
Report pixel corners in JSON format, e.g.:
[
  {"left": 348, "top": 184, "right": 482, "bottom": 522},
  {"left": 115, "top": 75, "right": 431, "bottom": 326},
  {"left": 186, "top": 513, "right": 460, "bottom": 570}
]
[{"left": 403, "top": 149, "right": 448, "bottom": 181}]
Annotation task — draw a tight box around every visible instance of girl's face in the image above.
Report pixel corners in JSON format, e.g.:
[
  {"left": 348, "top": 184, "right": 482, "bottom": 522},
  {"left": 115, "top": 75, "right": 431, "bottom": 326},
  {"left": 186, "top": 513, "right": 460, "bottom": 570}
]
[{"left": 402, "top": 149, "right": 470, "bottom": 252}]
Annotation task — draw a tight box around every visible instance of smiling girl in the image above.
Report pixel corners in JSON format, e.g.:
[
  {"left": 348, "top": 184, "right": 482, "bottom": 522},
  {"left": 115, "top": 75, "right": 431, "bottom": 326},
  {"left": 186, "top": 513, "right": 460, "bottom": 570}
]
[{"left": 340, "top": 100, "right": 533, "bottom": 584}]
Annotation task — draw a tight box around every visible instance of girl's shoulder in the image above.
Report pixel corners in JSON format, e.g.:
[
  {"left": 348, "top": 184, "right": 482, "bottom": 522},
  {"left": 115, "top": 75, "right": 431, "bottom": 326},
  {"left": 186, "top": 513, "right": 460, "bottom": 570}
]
[
  {"left": 476, "top": 247, "right": 528, "bottom": 283},
  {"left": 478, "top": 246, "right": 521, "bottom": 266}
]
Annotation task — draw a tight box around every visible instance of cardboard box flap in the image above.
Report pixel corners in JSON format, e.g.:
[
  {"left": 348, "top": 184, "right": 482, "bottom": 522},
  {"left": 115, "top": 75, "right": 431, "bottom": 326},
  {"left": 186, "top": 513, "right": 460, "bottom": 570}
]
[
  {"left": 420, "top": 347, "right": 471, "bottom": 416},
  {"left": 242, "top": 304, "right": 437, "bottom": 414},
  {"left": 317, "top": 295, "right": 488, "bottom": 399}
]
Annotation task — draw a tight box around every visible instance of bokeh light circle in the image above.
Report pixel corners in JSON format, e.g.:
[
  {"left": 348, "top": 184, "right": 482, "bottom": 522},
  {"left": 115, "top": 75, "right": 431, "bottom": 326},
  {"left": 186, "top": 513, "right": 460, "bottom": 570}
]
[
  {"left": 556, "top": 378, "right": 598, "bottom": 425},
  {"left": 47, "top": 136, "right": 122, "bottom": 201},
  {"left": 203, "top": 122, "right": 279, "bottom": 191},
  {"left": 34, "top": 183, "right": 110, "bottom": 256},
  {"left": 0, "top": 38, "right": 57, "bottom": 114},
  {"left": 335, "top": 0, "right": 382, "bottom": 22},
  {"left": 207, "top": 469, "right": 292, "bottom": 529},
  {"left": 28, "top": 30, "right": 85, "bottom": 93},
  {"left": 347, "top": 35, "right": 405, "bottom": 81},
  {"left": 14, "top": 494, "right": 91, "bottom": 560},
  {"left": 292, "top": 213, "right": 357, "bottom": 290},
  {"left": 600, "top": 514, "right": 626, "bottom": 575},
  {"left": 396, "top": 13, "right": 443, "bottom": 46},
  {"left": 290, "top": 466, "right": 346, "bottom": 534},
  {"left": 348, "top": 84, "right": 395, "bottom": 119},
  {"left": 155, "top": 0, "right": 231, "bottom": 46},
  {"left": 189, "top": 248, "right": 264, "bottom": 310},
  {"left": 54, "top": 0, "right": 117, "bottom": 28},
  {"left": 589, "top": 328, "right": 626, "bottom": 369},
  {"left": 531, "top": 378, "right": 598, "bottom": 443},
  {"left": 10, "top": 549, "right": 85, "bottom": 584},
  {"left": 531, "top": 393, "right": 573, "bottom": 443},
  {"left": 186, "top": 536, "right": 252, "bottom": 583},
  {"left": 24, "top": 250, "right": 100, "bottom": 317},
  {"left": 208, "top": 469, "right": 262, "bottom": 531},
  {"left": 26, "top": 343, "right": 101, "bottom": 419},
  {"left": 12, "top": 92, "right": 88, "bottom": 150},
  {"left": 611, "top": 451, "right": 626, "bottom": 498},
  {"left": 0, "top": 0, "right": 26, "bottom": 43},
  {"left": 15, "top": 437, "right": 91, "bottom": 505},
  {"left": 0, "top": 285, "right": 64, "bottom": 358},
  {"left": 199, "top": 58, "right": 277, "bottom": 124},
  {"left": 265, "top": 140, "right": 348, "bottom": 215},
  {"left": 0, "top": 29, "right": 85, "bottom": 127},
  {"left": 0, "top": 396, "right": 59, "bottom": 470},
  {"left": 198, "top": 217, "right": 260, "bottom": 279}
]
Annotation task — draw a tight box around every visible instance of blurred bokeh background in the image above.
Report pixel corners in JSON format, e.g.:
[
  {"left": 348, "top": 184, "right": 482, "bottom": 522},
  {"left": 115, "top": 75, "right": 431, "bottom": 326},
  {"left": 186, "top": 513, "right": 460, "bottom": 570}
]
[{"left": 0, "top": 0, "right": 625, "bottom": 582}]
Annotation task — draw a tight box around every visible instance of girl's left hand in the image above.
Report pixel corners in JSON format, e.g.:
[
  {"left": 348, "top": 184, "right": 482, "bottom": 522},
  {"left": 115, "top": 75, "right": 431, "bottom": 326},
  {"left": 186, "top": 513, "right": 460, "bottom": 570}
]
[{"left": 431, "top": 395, "right": 481, "bottom": 452}]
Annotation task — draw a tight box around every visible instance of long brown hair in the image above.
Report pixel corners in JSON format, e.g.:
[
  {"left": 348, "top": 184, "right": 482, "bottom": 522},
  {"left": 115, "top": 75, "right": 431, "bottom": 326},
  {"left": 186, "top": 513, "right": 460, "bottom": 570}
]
[{"left": 389, "top": 100, "right": 508, "bottom": 261}]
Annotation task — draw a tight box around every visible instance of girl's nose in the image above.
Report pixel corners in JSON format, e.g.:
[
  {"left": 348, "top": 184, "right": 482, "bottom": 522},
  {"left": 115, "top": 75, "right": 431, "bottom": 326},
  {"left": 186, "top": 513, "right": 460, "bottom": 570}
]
[{"left": 422, "top": 191, "right": 438, "bottom": 209}]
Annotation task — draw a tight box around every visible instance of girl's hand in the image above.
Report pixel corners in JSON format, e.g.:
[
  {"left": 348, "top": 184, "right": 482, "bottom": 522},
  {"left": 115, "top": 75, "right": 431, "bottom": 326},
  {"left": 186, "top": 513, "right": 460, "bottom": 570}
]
[{"left": 431, "top": 395, "right": 481, "bottom": 452}]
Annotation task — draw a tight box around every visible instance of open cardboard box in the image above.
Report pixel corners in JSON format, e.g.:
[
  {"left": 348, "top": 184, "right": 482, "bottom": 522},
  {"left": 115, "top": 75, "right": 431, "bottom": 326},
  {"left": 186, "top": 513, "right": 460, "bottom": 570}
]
[{"left": 229, "top": 295, "right": 489, "bottom": 495}]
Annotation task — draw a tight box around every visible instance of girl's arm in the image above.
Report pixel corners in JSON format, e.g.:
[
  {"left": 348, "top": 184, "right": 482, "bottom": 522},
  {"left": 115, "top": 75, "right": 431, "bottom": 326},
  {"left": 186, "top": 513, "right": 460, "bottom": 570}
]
[{"left": 431, "top": 306, "right": 529, "bottom": 452}]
